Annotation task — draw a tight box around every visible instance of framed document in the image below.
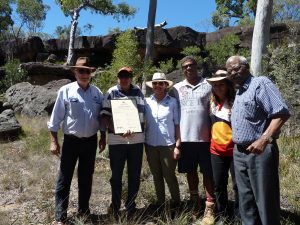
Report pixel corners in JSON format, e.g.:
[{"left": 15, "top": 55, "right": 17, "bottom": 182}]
[{"left": 111, "top": 99, "right": 142, "bottom": 134}]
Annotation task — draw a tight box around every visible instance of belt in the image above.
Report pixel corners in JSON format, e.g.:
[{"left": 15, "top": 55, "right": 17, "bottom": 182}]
[{"left": 64, "top": 134, "right": 96, "bottom": 141}]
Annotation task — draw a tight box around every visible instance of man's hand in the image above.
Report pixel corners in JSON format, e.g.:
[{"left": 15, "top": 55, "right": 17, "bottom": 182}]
[
  {"left": 246, "top": 137, "right": 269, "bottom": 154},
  {"left": 99, "top": 138, "right": 106, "bottom": 153},
  {"left": 50, "top": 141, "right": 60, "bottom": 156},
  {"left": 173, "top": 147, "right": 181, "bottom": 160},
  {"left": 122, "top": 130, "right": 133, "bottom": 138}
]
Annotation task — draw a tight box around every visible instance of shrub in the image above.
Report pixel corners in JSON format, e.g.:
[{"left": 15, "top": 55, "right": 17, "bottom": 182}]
[
  {"left": 0, "top": 59, "right": 27, "bottom": 93},
  {"left": 206, "top": 33, "right": 250, "bottom": 69}
]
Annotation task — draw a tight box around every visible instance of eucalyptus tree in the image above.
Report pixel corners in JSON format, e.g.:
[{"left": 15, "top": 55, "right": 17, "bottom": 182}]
[
  {"left": 251, "top": 0, "right": 273, "bottom": 75},
  {"left": 142, "top": 0, "right": 157, "bottom": 94},
  {"left": 56, "top": 0, "right": 136, "bottom": 65},
  {"left": 16, "top": 0, "right": 49, "bottom": 35},
  {"left": 0, "top": 0, "right": 14, "bottom": 34}
]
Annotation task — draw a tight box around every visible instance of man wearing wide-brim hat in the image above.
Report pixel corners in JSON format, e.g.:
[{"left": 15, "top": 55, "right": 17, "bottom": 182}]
[{"left": 48, "top": 57, "right": 106, "bottom": 225}]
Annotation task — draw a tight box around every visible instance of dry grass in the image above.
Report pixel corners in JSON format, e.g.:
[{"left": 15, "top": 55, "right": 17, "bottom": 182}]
[{"left": 0, "top": 116, "right": 299, "bottom": 224}]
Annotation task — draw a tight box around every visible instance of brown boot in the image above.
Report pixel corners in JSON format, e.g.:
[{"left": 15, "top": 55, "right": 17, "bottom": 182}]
[{"left": 201, "top": 201, "right": 215, "bottom": 225}]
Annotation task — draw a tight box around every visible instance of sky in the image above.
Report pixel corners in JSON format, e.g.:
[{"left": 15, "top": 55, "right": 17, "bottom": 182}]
[{"left": 40, "top": 0, "right": 217, "bottom": 37}]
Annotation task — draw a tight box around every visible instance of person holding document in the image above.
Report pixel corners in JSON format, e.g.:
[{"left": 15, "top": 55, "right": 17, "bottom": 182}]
[
  {"left": 100, "top": 67, "right": 145, "bottom": 219},
  {"left": 144, "top": 72, "right": 181, "bottom": 209}
]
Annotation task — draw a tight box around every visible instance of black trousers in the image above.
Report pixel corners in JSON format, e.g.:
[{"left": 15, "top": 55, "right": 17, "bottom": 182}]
[
  {"left": 55, "top": 134, "right": 97, "bottom": 222},
  {"left": 211, "top": 153, "right": 239, "bottom": 218}
]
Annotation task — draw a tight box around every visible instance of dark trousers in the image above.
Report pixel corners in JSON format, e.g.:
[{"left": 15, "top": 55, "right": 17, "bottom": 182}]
[
  {"left": 234, "top": 143, "right": 280, "bottom": 225},
  {"left": 55, "top": 134, "right": 97, "bottom": 222},
  {"left": 211, "top": 154, "right": 239, "bottom": 218},
  {"left": 109, "top": 143, "right": 143, "bottom": 213}
]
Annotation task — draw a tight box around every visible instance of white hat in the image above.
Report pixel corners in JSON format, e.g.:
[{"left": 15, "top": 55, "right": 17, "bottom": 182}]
[
  {"left": 146, "top": 72, "right": 173, "bottom": 88},
  {"left": 206, "top": 70, "right": 228, "bottom": 84}
]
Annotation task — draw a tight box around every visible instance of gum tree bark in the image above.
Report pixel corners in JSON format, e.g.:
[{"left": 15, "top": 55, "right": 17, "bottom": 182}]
[{"left": 251, "top": 0, "right": 273, "bottom": 75}]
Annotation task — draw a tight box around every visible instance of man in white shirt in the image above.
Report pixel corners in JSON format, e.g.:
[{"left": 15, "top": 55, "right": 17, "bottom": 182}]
[
  {"left": 170, "top": 56, "right": 215, "bottom": 225},
  {"left": 48, "top": 57, "right": 106, "bottom": 225}
]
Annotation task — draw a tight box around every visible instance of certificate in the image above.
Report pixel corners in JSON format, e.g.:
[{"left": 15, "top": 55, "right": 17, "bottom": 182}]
[{"left": 111, "top": 99, "right": 142, "bottom": 134}]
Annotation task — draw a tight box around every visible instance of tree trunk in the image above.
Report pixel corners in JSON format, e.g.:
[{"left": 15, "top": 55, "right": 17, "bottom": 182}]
[
  {"left": 251, "top": 0, "right": 273, "bottom": 75},
  {"left": 67, "top": 9, "right": 80, "bottom": 66},
  {"left": 142, "top": 0, "right": 157, "bottom": 95}
]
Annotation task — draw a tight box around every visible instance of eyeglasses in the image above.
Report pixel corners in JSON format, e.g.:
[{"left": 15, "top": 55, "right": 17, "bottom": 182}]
[
  {"left": 182, "top": 63, "right": 195, "bottom": 70},
  {"left": 227, "top": 64, "right": 243, "bottom": 74},
  {"left": 77, "top": 69, "right": 91, "bottom": 74},
  {"left": 152, "top": 81, "right": 165, "bottom": 86}
]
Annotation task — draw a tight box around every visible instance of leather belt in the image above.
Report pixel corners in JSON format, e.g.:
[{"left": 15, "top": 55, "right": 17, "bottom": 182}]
[{"left": 64, "top": 134, "right": 96, "bottom": 140}]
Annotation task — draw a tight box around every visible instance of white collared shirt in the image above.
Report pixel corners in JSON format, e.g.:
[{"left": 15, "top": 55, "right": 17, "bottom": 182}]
[
  {"left": 145, "top": 94, "right": 179, "bottom": 146},
  {"left": 47, "top": 81, "right": 103, "bottom": 138}
]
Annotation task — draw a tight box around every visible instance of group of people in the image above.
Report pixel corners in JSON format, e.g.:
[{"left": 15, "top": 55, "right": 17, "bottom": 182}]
[{"left": 48, "top": 55, "right": 290, "bottom": 225}]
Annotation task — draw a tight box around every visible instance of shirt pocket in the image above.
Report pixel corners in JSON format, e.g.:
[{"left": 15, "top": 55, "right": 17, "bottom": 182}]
[
  {"left": 243, "top": 100, "right": 257, "bottom": 119},
  {"left": 68, "top": 98, "right": 81, "bottom": 118}
]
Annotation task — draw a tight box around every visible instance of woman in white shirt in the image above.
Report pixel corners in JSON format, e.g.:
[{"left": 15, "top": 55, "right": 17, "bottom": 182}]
[{"left": 144, "top": 72, "right": 181, "bottom": 208}]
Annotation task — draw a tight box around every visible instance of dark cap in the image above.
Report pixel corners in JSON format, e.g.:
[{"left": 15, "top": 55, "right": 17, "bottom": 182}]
[{"left": 117, "top": 67, "right": 133, "bottom": 77}]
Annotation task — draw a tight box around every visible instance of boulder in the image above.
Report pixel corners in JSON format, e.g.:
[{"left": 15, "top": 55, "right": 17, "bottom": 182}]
[
  {"left": 5, "top": 80, "right": 71, "bottom": 117},
  {"left": 20, "top": 62, "right": 75, "bottom": 85},
  {"left": 0, "top": 109, "right": 22, "bottom": 141}
]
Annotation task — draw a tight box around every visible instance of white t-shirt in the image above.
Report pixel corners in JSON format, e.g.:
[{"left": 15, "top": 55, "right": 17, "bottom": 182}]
[{"left": 170, "top": 78, "right": 211, "bottom": 142}]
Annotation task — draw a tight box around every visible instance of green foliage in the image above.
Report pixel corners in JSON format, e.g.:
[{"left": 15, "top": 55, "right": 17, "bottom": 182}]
[
  {"left": 56, "top": 0, "right": 136, "bottom": 20},
  {"left": 158, "top": 59, "right": 175, "bottom": 74},
  {"left": 93, "top": 30, "right": 143, "bottom": 92},
  {"left": 206, "top": 33, "right": 250, "bottom": 68},
  {"left": 273, "top": 0, "right": 300, "bottom": 23},
  {"left": 0, "top": 0, "right": 13, "bottom": 33},
  {"left": 16, "top": 0, "right": 50, "bottom": 34},
  {"left": 213, "top": 0, "right": 256, "bottom": 29},
  {"left": 180, "top": 46, "right": 203, "bottom": 66},
  {"left": 268, "top": 46, "right": 299, "bottom": 99},
  {"left": 0, "top": 59, "right": 27, "bottom": 93}
]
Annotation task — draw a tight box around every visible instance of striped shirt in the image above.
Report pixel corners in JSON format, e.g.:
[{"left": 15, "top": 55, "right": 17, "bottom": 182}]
[
  {"left": 47, "top": 81, "right": 103, "bottom": 138},
  {"left": 101, "top": 84, "right": 145, "bottom": 145},
  {"left": 231, "top": 75, "right": 290, "bottom": 145}
]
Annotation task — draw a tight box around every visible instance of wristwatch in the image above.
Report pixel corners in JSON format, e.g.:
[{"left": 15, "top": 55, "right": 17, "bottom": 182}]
[{"left": 262, "top": 132, "right": 273, "bottom": 143}]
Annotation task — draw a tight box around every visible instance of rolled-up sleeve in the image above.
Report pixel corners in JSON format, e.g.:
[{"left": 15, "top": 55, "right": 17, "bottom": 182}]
[{"left": 47, "top": 89, "right": 66, "bottom": 132}]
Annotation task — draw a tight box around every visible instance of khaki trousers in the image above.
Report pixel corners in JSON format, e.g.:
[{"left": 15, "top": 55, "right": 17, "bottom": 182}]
[{"left": 145, "top": 144, "right": 180, "bottom": 204}]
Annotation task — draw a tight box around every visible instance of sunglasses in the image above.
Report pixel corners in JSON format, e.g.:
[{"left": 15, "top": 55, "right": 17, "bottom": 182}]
[
  {"left": 152, "top": 81, "right": 166, "bottom": 86},
  {"left": 182, "top": 63, "right": 195, "bottom": 70},
  {"left": 77, "top": 69, "right": 91, "bottom": 74}
]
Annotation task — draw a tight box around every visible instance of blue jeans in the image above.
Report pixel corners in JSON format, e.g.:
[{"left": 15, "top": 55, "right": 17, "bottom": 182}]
[
  {"left": 109, "top": 143, "right": 143, "bottom": 213},
  {"left": 55, "top": 134, "right": 97, "bottom": 222},
  {"left": 234, "top": 143, "right": 280, "bottom": 225}
]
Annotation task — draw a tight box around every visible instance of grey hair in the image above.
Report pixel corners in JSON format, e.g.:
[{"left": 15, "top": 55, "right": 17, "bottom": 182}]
[
  {"left": 180, "top": 56, "right": 197, "bottom": 66},
  {"left": 226, "top": 55, "right": 249, "bottom": 66}
]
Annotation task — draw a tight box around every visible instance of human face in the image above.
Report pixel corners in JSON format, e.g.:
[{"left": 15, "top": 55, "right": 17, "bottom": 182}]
[
  {"left": 118, "top": 74, "right": 132, "bottom": 91},
  {"left": 75, "top": 68, "right": 92, "bottom": 90},
  {"left": 182, "top": 60, "right": 198, "bottom": 83},
  {"left": 211, "top": 80, "right": 228, "bottom": 101},
  {"left": 152, "top": 81, "right": 168, "bottom": 97},
  {"left": 226, "top": 59, "right": 249, "bottom": 85}
]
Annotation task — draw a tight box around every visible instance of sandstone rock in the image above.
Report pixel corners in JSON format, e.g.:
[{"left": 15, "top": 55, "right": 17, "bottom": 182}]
[
  {"left": 5, "top": 80, "right": 70, "bottom": 117},
  {"left": 0, "top": 109, "right": 21, "bottom": 140},
  {"left": 20, "top": 62, "right": 74, "bottom": 85}
]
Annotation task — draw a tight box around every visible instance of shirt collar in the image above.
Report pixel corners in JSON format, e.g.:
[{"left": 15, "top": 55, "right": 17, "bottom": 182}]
[
  {"left": 116, "top": 83, "right": 134, "bottom": 92},
  {"left": 183, "top": 76, "right": 204, "bottom": 88},
  {"left": 150, "top": 93, "right": 171, "bottom": 102},
  {"left": 75, "top": 81, "right": 90, "bottom": 92},
  {"left": 238, "top": 75, "right": 253, "bottom": 93}
]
